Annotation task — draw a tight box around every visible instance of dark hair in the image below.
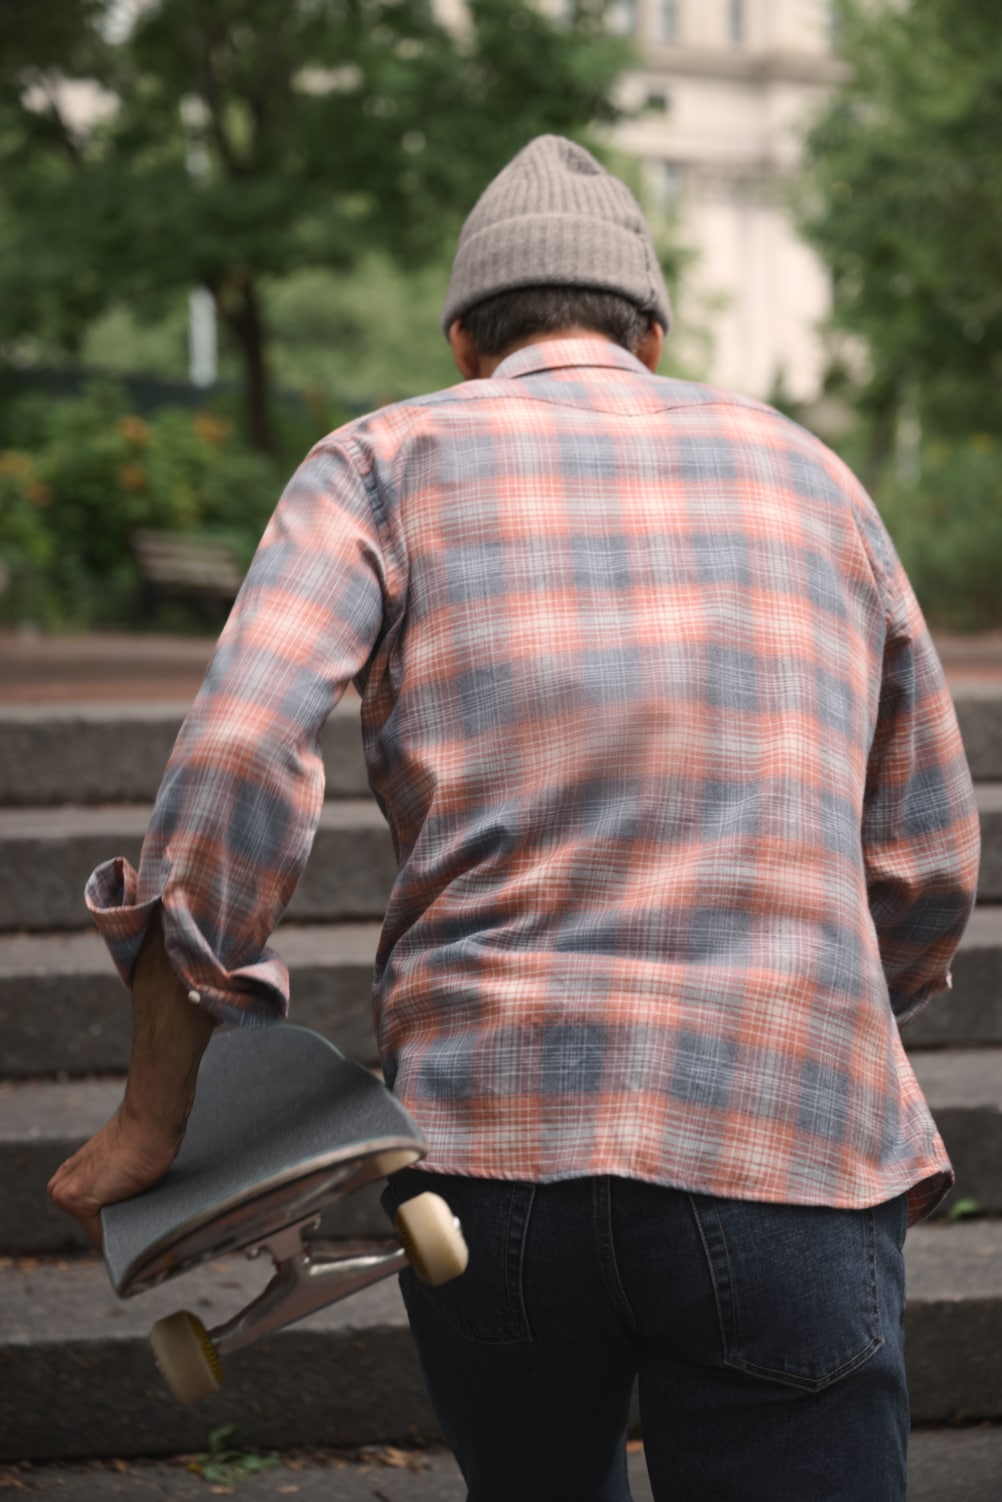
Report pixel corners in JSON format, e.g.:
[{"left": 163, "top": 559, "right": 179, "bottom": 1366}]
[{"left": 460, "top": 285, "right": 651, "bottom": 358}]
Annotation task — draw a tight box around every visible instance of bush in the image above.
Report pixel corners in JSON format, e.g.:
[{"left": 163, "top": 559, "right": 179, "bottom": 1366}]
[
  {"left": 0, "top": 386, "right": 280, "bottom": 629},
  {"left": 0, "top": 451, "right": 61, "bottom": 626},
  {"left": 874, "top": 436, "right": 1002, "bottom": 632}
]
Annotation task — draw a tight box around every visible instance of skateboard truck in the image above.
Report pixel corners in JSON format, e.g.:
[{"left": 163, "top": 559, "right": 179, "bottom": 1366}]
[
  {"left": 150, "top": 1190, "right": 467, "bottom": 1404},
  {"left": 100, "top": 1027, "right": 469, "bottom": 1405}
]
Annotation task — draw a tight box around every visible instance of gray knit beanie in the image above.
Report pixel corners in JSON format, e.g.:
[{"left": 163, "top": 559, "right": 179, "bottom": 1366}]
[{"left": 441, "top": 135, "right": 672, "bottom": 337}]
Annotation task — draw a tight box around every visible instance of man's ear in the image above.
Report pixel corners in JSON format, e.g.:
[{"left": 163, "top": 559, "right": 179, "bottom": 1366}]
[
  {"left": 635, "top": 319, "right": 665, "bottom": 373},
  {"left": 448, "top": 319, "right": 484, "bottom": 380}
]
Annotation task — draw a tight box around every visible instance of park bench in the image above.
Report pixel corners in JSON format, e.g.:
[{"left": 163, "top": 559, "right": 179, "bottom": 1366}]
[{"left": 132, "top": 528, "right": 244, "bottom": 620}]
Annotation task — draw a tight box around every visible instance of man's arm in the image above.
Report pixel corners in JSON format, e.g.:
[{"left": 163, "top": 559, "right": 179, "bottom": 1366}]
[
  {"left": 47, "top": 908, "right": 216, "bottom": 1248},
  {"left": 862, "top": 593, "right": 980, "bottom": 1021},
  {"left": 49, "top": 439, "right": 400, "bottom": 1245}
]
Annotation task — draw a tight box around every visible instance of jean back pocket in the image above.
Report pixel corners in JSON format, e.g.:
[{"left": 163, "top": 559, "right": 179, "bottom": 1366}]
[{"left": 689, "top": 1194, "right": 892, "bottom": 1392}]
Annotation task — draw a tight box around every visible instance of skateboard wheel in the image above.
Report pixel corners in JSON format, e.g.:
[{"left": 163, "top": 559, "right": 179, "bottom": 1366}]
[
  {"left": 395, "top": 1192, "right": 469, "bottom": 1286},
  {"left": 370, "top": 1148, "right": 421, "bottom": 1178},
  {"left": 150, "top": 1310, "right": 223, "bottom": 1403}
]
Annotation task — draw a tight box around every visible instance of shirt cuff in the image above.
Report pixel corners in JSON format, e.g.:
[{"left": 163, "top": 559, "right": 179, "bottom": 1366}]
[
  {"left": 85, "top": 857, "right": 290, "bottom": 1026},
  {"left": 892, "top": 970, "right": 952, "bottom": 1027}
]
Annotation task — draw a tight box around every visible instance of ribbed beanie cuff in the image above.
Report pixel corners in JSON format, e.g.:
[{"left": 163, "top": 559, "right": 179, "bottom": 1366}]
[{"left": 441, "top": 135, "right": 672, "bottom": 337}]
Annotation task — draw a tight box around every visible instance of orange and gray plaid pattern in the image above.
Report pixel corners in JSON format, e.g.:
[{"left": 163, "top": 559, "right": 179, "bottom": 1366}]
[{"left": 87, "top": 339, "right": 980, "bottom": 1222}]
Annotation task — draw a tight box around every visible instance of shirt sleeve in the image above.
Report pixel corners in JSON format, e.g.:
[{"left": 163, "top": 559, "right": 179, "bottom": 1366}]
[
  {"left": 85, "top": 436, "right": 398, "bottom": 1025},
  {"left": 861, "top": 533, "right": 981, "bottom": 1024}
]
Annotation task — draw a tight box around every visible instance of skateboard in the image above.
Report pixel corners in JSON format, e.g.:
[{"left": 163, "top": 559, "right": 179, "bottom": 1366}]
[{"left": 101, "top": 1024, "right": 468, "bottom": 1404}]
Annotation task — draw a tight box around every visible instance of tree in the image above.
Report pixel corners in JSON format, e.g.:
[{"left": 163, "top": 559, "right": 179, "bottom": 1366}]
[
  {"left": 0, "top": 0, "right": 116, "bottom": 353},
  {"left": 800, "top": 0, "right": 1002, "bottom": 469},
  {"left": 0, "top": 1, "right": 631, "bottom": 456}
]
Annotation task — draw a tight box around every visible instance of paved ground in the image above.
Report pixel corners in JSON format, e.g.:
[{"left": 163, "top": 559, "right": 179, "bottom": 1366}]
[
  {"left": 0, "top": 631, "right": 217, "bottom": 705},
  {"left": 1, "top": 627, "right": 1001, "bottom": 705},
  {"left": 3, "top": 1429, "right": 1002, "bottom": 1501}
]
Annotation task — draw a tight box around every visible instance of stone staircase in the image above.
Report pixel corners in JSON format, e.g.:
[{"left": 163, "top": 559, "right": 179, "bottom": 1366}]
[{"left": 0, "top": 690, "right": 1000, "bottom": 1465}]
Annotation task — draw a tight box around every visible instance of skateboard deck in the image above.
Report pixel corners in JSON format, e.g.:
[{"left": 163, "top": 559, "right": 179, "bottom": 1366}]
[
  {"left": 100, "top": 1025, "right": 468, "bottom": 1402},
  {"left": 103, "top": 1024, "right": 425, "bottom": 1297}
]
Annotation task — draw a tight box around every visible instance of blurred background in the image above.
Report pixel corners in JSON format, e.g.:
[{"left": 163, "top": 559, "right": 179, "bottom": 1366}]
[{"left": 1, "top": 0, "right": 999, "bottom": 636}]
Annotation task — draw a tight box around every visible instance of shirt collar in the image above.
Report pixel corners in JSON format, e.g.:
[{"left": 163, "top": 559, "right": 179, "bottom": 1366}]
[{"left": 492, "top": 336, "right": 650, "bottom": 382}]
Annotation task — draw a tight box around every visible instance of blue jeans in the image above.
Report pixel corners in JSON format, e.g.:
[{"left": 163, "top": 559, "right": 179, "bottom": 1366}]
[{"left": 383, "top": 1171, "right": 909, "bottom": 1502}]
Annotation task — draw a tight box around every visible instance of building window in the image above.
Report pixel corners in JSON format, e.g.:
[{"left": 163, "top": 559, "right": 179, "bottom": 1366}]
[
  {"left": 659, "top": 0, "right": 680, "bottom": 43},
  {"left": 607, "top": 0, "right": 638, "bottom": 36},
  {"left": 645, "top": 91, "right": 671, "bottom": 114},
  {"left": 650, "top": 160, "right": 685, "bottom": 211},
  {"left": 728, "top": 0, "right": 745, "bottom": 45}
]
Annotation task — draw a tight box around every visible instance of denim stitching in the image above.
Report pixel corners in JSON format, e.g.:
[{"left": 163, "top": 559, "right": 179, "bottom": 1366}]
[
  {"left": 506, "top": 1183, "right": 536, "bottom": 1342},
  {"left": 688, "top": 1195, "right": 732, "bottom": 1360},
  {"left": 596, "top": 1178, "right": 638, "bottom": 1334},
  {"left": 395, "top": 1172, "right": 534, "bottom": 1346},
  {"left": 726, "top": 1207, "right": 885, "bottom": 1392},
  {"left": 733, "top": 1334, "right": 884, "bottom": 1391}
]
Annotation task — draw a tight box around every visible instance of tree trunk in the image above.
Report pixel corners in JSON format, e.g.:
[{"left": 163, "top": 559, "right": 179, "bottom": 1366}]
[
  {"left": 862, "top": 376, "right": 902, "bottom": 494},
  {"left": 220, "top": 275, "right": 274, "bottom": 458}
]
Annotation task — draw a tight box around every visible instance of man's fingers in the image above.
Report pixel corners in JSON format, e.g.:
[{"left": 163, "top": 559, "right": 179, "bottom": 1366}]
[
  {"left": 46, "top": 1111, "right": 179, "bottom": 1251},
  {"left": 48, "top": 1177, "right": 104, "bottom": 1248},
  {"left": 48, "top": 1152, "right": 106, "bottom": 1249}
]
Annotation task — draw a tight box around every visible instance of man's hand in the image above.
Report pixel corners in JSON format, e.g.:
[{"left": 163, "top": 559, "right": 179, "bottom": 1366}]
[
  {"left": 47, "top": 1108, "right": 182, "bottom": 1250},
  {"left": 47, "top": 907, "right": 217, "bottom": 1249}
]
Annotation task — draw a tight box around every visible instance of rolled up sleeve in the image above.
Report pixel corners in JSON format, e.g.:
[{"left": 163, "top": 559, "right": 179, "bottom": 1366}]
[{"left": 86, "top": 436, "right": 399, "bottom": 1024}]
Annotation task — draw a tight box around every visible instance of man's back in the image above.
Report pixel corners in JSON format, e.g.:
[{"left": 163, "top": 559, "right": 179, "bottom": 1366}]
[{"left": 310, "top": 336, "right": 978, "bottom": 1220}]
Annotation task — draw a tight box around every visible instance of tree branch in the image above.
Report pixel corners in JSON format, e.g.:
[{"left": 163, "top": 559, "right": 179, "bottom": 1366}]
[
  {"left": 22, "top": 68, "right": 85, "bottom": 166},
  {"left": 195, "top": 23, "right": 243, "bottom": 176}
]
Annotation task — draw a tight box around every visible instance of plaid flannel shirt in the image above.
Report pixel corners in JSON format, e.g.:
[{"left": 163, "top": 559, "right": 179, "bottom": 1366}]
[{"left": 88, "top": 339, "right": 980, "bottom": 1221}]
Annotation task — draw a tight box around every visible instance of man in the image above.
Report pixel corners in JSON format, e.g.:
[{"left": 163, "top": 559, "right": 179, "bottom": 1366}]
[{"left": 51, "top": 137, "right": 980, "bottom": 1501}]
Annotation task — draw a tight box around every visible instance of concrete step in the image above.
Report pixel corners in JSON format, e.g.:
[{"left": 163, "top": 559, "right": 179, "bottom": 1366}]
[
  {"left": 3, "top": 1430, "right": 1002, "bottom": 1502},
  {"left": 2, "top": 687, "right": 999, "bottom": 808},
  {"left": 908, "top": 1051, "right": 1002, "bottom": 1217},
  {"left": 904, "top": 906, "right": 1002, "bottom": 1050},
  {"left": 979, "top": 783, "right": 1002, "bottom": 900},
  {"left": 1, "top": 785, "right": 1000, "bottom": 935},
  {"left": 0, "top": 801, "right": 396, "bottom": 933},
  {"left": 2, "top": 1221, "right": 999, "bottom": 1460},
  {"left": 4, "top": 1049, "right": 998, "bottom": 1255},
  {"left": 954, "top": 685, "right": 1002, "bottom": 783},
  {"left": 0, "top": 699, "right": 370, "bottom": 807},
  {"left": 2, "top": 908, "right": 998, "bottom": 1079},
  {"left": 0, "top": 1257, "right": 430, "bottom": 1461},
  {"left": 0, "top": 922, "right": 383, "bottom": 1077},
  {"left": 0, "top": 1073, "right": 391, "bottom": 1256}
]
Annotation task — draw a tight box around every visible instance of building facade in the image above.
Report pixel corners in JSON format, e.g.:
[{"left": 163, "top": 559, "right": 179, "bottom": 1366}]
[
  {"left": 603, "top": 0, "right": 844, "bottom": 401},
  {"left": 438, "top": 0, "right": 844, "bottom": 399}
]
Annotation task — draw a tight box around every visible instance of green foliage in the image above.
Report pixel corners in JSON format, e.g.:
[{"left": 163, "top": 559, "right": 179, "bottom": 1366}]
[
  {"left": 946, "top": 1197, "right": 982, "bottom": 1223},
  {"left": 187, "top": 1425, "right": 280, "bottom": 1487},
  {"left": 0, "top": 451, "right": 60, "bottom": 625},
  {"left": 264, "top": 255, "right": 463, "bottom": 407},
  {"left": 801, "top": 0, "right": 1002, "bottom": 438},
  {"left": 0, "top": 385, "right": 278, "bottom": 628},
  {"left": 0, "top": 1, "right": 116, "bottom": 353},
  {"left": 0, "top": 0, "right": 634, "bottom": 453},
  {"left": 874, "top": 435, "right": 1002, "bottom": 631}
]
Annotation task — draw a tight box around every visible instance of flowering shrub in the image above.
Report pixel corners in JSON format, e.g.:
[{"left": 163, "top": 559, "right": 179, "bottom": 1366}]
[
  {"left": 0, "top": 451, "right": 60, "bottom": 624},
  {"left": 0, "top": 386, "right": 279, "bottom": 627}
]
